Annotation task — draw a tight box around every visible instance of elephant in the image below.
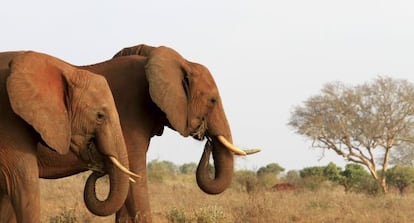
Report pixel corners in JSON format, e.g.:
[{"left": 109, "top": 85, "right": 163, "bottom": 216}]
[
  {"left": 0, "top": 51, "right": 138, "bottom": 222},
  {"left": 0, "top": 45, "right": 259, "bottom": 223}
]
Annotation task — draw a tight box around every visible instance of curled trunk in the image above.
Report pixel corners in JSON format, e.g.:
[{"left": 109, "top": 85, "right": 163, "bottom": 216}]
[
  {"left": 83, "top": 155, "right": 130, "bottom": 216},
  {"left": 83, "top": 124, "right": 130, "bottom": 216},
  {"left": 196, "top": 137, "right": 234, "bottom": 194}
]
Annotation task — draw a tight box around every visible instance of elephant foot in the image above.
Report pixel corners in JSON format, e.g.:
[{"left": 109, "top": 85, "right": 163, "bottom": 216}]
[{"left": 116, "top": 207, "right": 151, "bottom": 223}]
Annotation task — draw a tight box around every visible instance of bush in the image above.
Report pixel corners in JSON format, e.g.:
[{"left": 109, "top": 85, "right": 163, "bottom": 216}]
[
  {"left": 298, "top": 175, "right": 327, "bottom": 191},
  {"left": 358, "top": 177, "right": 381, "bottom": 196},
  {"left": 282, "top": 170, "right": 301, "bottom": 184},
  {"left": 386, "top": 165, "right": 414, "bottom": 195},
  {"left": 148, "top": 160, "right": 178, "bottom": 183},
  {"left": 339, "top": 164, "right": 373, "bottom": 194},
  {"left": 179, "top": 162, "right": 197, "bottom": 174},
  {"left": 257, "top": 163, "right": 285, "bottom": 177},
  {"left": 300, "top": 166, "right": 325, "bottom": 179},
  {"left": 233, "top": 170, "right": 260, "bottom": 193}
]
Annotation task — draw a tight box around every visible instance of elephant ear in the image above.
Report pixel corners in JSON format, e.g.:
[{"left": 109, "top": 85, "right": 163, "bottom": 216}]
[
  {"left": 7, "top": 51, "right": 71, "bottom": 154},
  {"left": 112, "top": 44, "right": 156, "bottom": 58},
  {"left": 145, "top": 46, "right": 190, "bottom": 136}
]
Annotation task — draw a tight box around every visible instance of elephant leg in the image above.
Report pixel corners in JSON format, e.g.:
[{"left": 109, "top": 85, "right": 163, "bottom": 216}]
[
  {"left": 116, "top": 170, "right": 151, "bottom": 223},
  {"left": 1, "top": 151, "right": 40, "bottom": 223},
  {"left": 128, "top": 170, "right": 151, "bottom": 223},
  {"left": 14, "top": 178, "right": 40, "bottom": 223},
  {"left": 116, "top": 138, "right": 152, "bottom": 223},
  {"left": 0, "top": 193, "right": 17, "bottom": 223},
  {"left": 115, "top": 205, "right": 130, "bottom": 223}
]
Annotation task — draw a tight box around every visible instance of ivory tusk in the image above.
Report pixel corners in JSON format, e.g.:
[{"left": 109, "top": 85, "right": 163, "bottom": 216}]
[
  {"left": 244, "top": 148, "right": 261, "bottom": 155},
  {"left": 129, "top": 177, "right": 136, "bottom": 183},
  {"left": 217, "top": 135, "right": 247, "bottom": 156},
  {"left": 109, "top": 156, "right": 141, "bottom": 178}
]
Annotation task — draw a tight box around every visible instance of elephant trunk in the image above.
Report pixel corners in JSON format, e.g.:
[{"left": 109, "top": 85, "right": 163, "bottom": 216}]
[
  {"left": 83, "top": 126, "right": 130, "bottom": 216},
  {"left": 196, "top": 136, "right": 234, "bottom": 194},
  {"left": 84, "top": 157, "right": 129, "bottom": 216}
]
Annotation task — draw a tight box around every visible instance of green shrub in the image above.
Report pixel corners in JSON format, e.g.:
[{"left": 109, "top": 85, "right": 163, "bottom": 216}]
[
  {"left": 386, "top": 165, "right": 414, "bottom": 195},
  {"left": 179, "top": 162, "right": 197, "bottom": 174},
  {"left": 148, "top": 159, "right": 178, "bottom": 183},
  {"left": 299, "top": 175, "right": 327, "bottom": 191},
  {"left": 256, "top": 163, "right": 284, "bottom": 188}
]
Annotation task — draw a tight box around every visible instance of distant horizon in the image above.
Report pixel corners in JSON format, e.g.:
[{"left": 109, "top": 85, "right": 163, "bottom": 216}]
[{"left": 146, "top": 153, "right": 346, "bottom": 172}]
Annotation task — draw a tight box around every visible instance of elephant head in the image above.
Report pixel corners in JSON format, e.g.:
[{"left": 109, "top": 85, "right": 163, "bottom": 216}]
[
  {"left": 6, "top": 51, "right": 136, "bottom": 216},
  {"left": 114, "top": 45, "right": 259, "bottom": 194}
]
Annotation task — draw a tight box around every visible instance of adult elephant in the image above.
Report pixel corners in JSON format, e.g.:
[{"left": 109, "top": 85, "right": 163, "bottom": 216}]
[
  {"left": 0, "top": 51, "right": 137, "bottom": 222},
  {"left": 104, "top": 45, "right": 259, "bottom": 222},
  {"left": 1, "top": 45, "right": 259, "bottom": 223}
]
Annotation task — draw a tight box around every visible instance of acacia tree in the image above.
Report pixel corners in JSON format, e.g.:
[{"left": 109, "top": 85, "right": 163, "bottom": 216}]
[
  {"left": 390, "top": 145, "right": 414, "bottom": 166},
  {"left": 289, "top": 76, "right": 414, "bottom": 193}
]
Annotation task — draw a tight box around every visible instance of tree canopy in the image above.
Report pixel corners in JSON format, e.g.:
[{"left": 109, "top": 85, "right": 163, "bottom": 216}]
[
  {"left": 289, "top": 76, "right": 414, "bottom": 192},
  {"left": 257, "top": 163, "right": 285, "bottom": 177},
  {"left": 386, "top": 165, "right": 414, "bottom": 195},
  {"left": 256, "top": 163, "right": 285, "bottom": 188}
]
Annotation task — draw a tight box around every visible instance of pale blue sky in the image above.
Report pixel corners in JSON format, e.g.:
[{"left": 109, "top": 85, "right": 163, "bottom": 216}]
[{"left": 2, "top": 1, "right": 414, "bottom": 171}]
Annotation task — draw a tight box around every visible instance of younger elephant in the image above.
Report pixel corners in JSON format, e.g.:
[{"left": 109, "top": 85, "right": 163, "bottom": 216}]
[{"left": 0, "top": 51, "right": 136, "bottom": 222}]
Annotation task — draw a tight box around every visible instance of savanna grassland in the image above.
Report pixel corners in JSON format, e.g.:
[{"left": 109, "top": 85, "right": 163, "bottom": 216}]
[{"left": 33, "top": 172, "right": 414, "bottom": 223}]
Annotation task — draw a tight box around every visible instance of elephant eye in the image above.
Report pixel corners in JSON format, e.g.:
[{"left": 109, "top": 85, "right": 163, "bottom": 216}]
[
  {"left": 210, "top": 97, "right": 217, "bottom": 104},
  {"left": 96, "top": 112, "right": 105, "bottom": 123}
]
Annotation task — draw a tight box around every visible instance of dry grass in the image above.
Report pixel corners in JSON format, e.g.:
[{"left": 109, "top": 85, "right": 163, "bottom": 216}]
[
  {"left": 34, "top": 172, "right": 414, "bottom": 223},
  {"left": 39, "top": 172, "right": 114, "bottom": 223}
]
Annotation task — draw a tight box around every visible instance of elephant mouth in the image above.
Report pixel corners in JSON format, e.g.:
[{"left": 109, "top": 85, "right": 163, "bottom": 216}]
[
  {"left": 87, "top": 140, "right": 103, "bottom": 161},
  {"left": 191, "top": 119, "right": 208, "bottom": 140},
  {"left": 83, "top": 138, "right": 140, "bottom": 180},
  {"left": 216, "top": 136, "right": 262, "bottom": 156},
  {"left": 83, "top": 139, "right": 105, "bottom": 173},
  {"left": 189, "top": 120, "right": 261, "bottom": 156}
]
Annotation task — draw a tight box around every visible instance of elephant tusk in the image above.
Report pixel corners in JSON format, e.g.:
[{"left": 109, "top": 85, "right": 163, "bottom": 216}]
[
  {"left": 129, "top": 177, "right": 136, "bottom": 183},
  {"left": 217, "top": 136, "right": 247, "bottom": 156},
  {"left": 109, "top": 156, "right": 141, "bottom": 178},
  {"left": 216, "top": 136, "right": 261, "bottom": 156},
  {"left": 244, "top": 148, "right": 261, "bottom": 155}
]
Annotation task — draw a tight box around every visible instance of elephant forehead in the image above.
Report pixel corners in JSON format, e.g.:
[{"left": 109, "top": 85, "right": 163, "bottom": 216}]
[
  {"left": 79, "top": 73, "right": 114, "bottom": 100},
  {"left": 193, "top": 77, "right": 218, "bottom": 95},
  {"left": 191, "top": 65, "right": 217, "bottom": 86}
]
